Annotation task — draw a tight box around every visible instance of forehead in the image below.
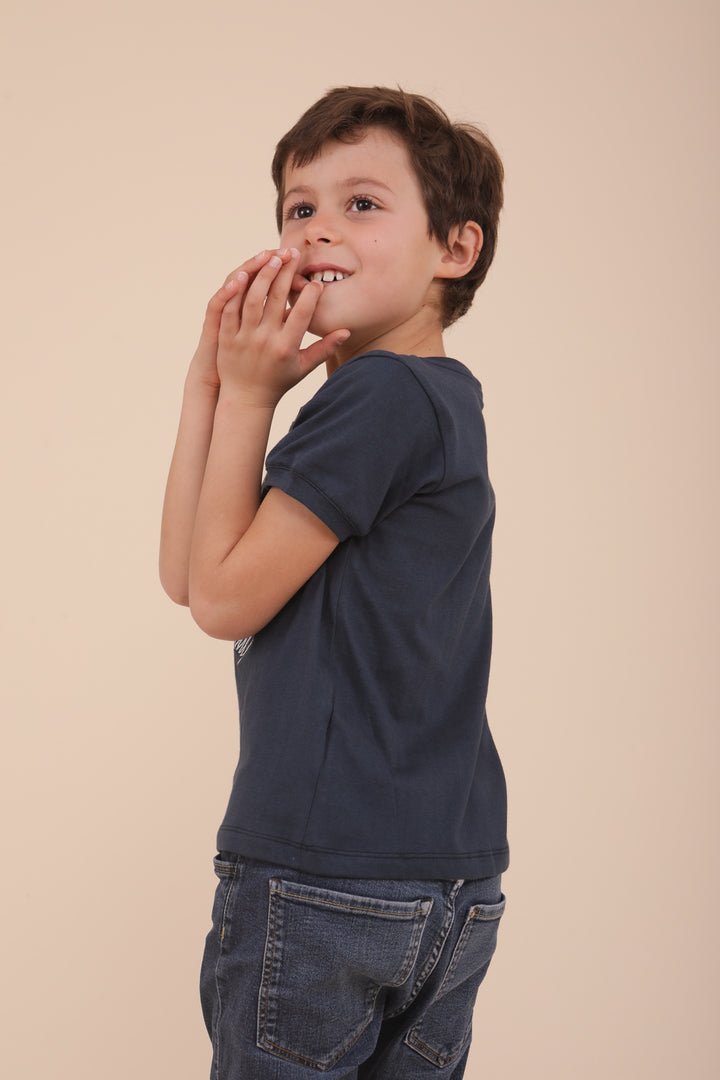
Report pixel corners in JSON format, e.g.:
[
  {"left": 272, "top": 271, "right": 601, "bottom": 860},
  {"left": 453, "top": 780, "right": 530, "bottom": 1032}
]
[{"left": 282, "top": 128, "right": 421, "bottom": 198}]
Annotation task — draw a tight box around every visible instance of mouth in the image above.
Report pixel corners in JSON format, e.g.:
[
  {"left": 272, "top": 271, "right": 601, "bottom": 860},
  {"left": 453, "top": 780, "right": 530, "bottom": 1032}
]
[{"left": 302, "top": 264, "right": 353, "bottom": 284}]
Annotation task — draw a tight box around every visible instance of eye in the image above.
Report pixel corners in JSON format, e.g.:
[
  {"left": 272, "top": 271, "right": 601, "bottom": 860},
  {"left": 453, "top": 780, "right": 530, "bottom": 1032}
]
[
  {"left": 349, "top": 195, "right": 378, "bottom": 213},
  {"left": 284, "top": 202, "right": 314, "bottom": 221}
]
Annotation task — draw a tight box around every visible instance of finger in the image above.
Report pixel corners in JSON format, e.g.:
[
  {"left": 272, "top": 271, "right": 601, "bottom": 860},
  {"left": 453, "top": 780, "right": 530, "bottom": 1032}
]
[
  {"left": 233, "top": 251, "right": 291, "bottom": 323},
  {"left": 218, "top": 272, "right": 248, "bottom": 340},
  {"left": 263, "top": 248, "right": 300, "bottom": 320},
  {"left": 202, "top": 276, "right": 240, "bottom": 338},
  {"left": 204, "top": 252, "right": 267, "bottom": 321},
  {"left": 217, "top": 249, "right": 284, "bottom": 303},
  {"left": 287, "top": 270, "right": 311, "bottom": 301},
  {"left": 222, "top": 250, "right": 271, "bottom": 287},
  {"left": 229, "top": 247, "right": 295, "bottom": 285},
  {"left": 282, "top": 278, "right": 324, "bottom": 338},
  {"left": 298, "top": 329, "right": 352, "bottom": 375},
  {"left": 283, "top": 273, "right": 312, "bottom": 322},
  {"left": 240, "top": 254, "right": 287, "bottom": 328},
  {"left": 201, "top": 252, "right": 280, "bottom": 344}
]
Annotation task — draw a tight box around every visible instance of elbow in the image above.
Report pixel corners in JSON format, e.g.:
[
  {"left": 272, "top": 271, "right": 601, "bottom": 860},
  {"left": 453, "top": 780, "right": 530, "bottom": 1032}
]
[
  {"left": 189, "top": 591, "right": 262, "bottom": 641},
  {"left": 159, "top": 563, "right": 190, "bottom": 607},
  {"left": 166, "top": 586, "right": 190, "bottom": 607}
]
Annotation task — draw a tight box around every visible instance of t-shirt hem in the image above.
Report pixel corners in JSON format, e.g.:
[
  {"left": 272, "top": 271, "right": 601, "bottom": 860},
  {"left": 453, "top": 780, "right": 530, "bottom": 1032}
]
[{"left": 216, "top": 826, "right": 509, "bottom": 880}]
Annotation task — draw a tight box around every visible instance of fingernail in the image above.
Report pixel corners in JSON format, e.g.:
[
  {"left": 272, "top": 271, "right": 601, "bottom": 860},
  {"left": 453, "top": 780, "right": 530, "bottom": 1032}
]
[
  {"left": 278, "top": 247, "right": 289, "bottom": 257},
  {"left": 269, "top": 255, "right": 282, "bottom": 268},
  {"left": 255, "top": 250, "right": 267, "bottom": 259},
  {"left": 337, "top": 331, "right": 351, "bottom": 343},
  {"left": 290, "top": 248, "right": 300, "bottom": 258},
  {"left": 236, "top": 271, "right": 248, "bottom": 282}
]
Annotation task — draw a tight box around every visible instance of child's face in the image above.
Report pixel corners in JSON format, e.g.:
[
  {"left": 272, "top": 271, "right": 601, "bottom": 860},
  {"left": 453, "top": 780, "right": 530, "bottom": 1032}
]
[{"left": 280, "top": 128, "right": 448, "bottom": 357}]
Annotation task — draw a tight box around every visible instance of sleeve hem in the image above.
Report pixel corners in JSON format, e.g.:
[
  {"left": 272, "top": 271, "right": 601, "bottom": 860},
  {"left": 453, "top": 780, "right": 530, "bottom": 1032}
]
[{"left": 264, "top": 464, "right": 356, "bottom": 541}]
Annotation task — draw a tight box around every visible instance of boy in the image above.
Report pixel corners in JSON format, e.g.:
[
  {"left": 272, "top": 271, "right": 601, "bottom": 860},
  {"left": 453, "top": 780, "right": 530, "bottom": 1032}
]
[{"left": 160, "top": 86, "right": 508, "bottom": 1079}]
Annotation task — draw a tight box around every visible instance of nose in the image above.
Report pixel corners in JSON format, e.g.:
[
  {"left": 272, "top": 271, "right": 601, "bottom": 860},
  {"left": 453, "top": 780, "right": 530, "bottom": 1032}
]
[{"left": 302, "top": 210, "right": 337, "bottom": 245}]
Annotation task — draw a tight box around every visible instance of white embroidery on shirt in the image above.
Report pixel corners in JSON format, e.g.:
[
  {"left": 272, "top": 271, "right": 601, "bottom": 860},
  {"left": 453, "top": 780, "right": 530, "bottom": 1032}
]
[{"left": 234, "top": 637, "right": 254, "bottom": 664}]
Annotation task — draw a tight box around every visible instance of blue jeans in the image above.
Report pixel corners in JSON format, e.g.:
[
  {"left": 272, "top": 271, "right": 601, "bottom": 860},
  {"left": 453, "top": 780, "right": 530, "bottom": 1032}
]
[{"left": 200, "top": 854, "right": 505, "bottom": 1078}]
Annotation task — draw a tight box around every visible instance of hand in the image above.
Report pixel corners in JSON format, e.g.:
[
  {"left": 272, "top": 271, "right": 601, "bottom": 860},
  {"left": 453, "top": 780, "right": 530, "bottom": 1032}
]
[
  {"left": 187, "top": 250, "right": 291, "bottom": 393},
  {"left": 216, "top": 248, "right": 350, "bottom": 408}
]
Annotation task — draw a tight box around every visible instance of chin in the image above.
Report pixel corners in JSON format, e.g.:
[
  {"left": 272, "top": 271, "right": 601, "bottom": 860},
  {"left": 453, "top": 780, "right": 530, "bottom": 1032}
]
[{"left": 307, "top": 312, "right": 345, "bottom": 339}]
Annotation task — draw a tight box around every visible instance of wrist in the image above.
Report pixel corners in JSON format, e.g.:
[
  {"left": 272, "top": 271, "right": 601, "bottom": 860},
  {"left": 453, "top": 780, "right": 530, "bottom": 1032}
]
[
  {"left": 217, "top": 382, "right": 281, "bottom": 413},
  {"left": 184, "top": 368, "right": 221, "bottom": 400}
]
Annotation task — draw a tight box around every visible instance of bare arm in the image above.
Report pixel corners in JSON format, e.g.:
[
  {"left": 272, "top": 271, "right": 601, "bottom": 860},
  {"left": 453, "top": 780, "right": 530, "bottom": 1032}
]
[
  {"left": 159, "top": 251, "right": 288, "bottom": 605},
  {"left": 181, "top": 249, "right": 348, "bottom": 639},
  {"left": 159, "top": 375, "right": 218, "bottom": 605}
]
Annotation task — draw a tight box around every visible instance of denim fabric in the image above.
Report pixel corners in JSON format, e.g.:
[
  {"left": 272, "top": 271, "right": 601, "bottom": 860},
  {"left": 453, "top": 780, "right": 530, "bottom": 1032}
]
[{"left": 200, "top": 854, "right": 505, "bottom": 1079}]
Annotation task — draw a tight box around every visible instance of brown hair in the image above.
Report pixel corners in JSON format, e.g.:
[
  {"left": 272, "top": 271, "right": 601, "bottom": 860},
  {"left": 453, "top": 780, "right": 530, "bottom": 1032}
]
[{"left": 271, "top": 86, "right": 504, "bottom": 327}]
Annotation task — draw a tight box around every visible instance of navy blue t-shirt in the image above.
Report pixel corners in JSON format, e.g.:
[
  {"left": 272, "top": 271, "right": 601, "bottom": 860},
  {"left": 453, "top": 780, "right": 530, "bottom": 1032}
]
[{"left": 216, "top": 350, "right": 508, "bottom": 879}]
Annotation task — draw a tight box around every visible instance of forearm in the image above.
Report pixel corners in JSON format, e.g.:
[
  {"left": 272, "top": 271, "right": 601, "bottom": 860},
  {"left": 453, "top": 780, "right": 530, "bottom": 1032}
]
[
  {"left": 187, "top": 391, "right": 275, "bottom": 629},
  {"left": 160, "top": 251, "right": 291, "bottom": 604},
  {"left": 171, "top": 249, "right": 346, "bottom": 638},
  {"left": 159, "top": 375, "right": 218, "bottom": 604}
]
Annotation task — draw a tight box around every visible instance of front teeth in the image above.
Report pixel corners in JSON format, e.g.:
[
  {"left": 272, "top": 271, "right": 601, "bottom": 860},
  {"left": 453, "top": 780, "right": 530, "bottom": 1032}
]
[{"left": 309, "top": 270, "right": 349, "bottom": 283}]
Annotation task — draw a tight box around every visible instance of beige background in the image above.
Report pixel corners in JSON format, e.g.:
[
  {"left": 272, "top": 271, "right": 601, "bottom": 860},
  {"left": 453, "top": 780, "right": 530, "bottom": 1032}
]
[{"left": 2, "top": 0, "right": 718, "bottom": 1076}]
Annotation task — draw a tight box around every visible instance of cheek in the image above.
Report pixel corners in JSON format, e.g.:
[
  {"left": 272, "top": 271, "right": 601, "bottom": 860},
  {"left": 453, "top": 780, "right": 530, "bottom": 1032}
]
[{"left": 278, "top": 217, "right": 298, "bottom": 245}]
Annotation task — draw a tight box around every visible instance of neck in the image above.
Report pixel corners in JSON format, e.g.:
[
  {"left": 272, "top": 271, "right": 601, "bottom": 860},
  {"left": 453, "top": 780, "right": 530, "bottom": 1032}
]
[{"left": 325, "top": 308, "right": 446, "bottom": 376}]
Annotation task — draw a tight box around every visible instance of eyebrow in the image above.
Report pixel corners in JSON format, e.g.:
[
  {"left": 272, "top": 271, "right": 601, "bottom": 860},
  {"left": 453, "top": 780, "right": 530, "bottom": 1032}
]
[{"left": 282, "top": 176, "right": 395, "bottom": 203}]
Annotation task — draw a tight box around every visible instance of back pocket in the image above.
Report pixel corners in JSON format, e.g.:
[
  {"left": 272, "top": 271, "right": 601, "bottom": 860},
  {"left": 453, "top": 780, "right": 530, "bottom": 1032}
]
[
  {"left": 258, "top": 878, "right": 432, "bottom": 1071},
  {"left": 405, "top": 895, "right": 505, "bottom": 1068}
]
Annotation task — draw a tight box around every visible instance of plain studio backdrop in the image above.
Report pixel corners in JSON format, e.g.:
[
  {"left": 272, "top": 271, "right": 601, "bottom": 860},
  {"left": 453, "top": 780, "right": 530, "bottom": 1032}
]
[{"left": 2, "top": 1, "right": 718, "bottom": 1077}]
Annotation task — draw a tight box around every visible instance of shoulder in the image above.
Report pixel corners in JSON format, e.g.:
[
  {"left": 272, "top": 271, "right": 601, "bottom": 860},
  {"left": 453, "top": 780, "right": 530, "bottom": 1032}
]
[
  {"left": 339, "top": 350, "right": 481, "bottom": 396},
  {"left": 329, "top": 350, "right": 429, "bottom": 393},
  {"left": 295, "top": 350, "right": 442, "bottom": 430}
]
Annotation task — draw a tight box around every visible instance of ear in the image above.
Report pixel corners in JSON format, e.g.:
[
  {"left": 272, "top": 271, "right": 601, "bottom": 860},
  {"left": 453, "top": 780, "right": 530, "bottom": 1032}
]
[{"left": 434, "top": 221, "right": 483, "bottom": 280}]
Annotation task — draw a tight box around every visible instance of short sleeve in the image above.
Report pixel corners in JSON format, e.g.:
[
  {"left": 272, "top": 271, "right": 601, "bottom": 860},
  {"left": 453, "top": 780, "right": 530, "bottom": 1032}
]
[{"left": 263, "top": 352, "right": 444, "bottom": 541}]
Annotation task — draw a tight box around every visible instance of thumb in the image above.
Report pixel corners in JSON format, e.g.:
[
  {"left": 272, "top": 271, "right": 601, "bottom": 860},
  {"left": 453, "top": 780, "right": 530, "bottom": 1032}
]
[{"left": 300, "top": 329, "right": 351, "bottom": 371}]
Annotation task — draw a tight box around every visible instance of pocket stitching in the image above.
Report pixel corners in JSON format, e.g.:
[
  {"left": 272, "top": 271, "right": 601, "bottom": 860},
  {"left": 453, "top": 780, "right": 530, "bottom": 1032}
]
[
  {"left": 405, "top": 899, "right": 505, "bottom": 1068},
  {"left": 275, "top": 886, "right": 429, "bottom": 920},
  {"left": 257, "top": 879, "right": 432, "bottom": 1071}
]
